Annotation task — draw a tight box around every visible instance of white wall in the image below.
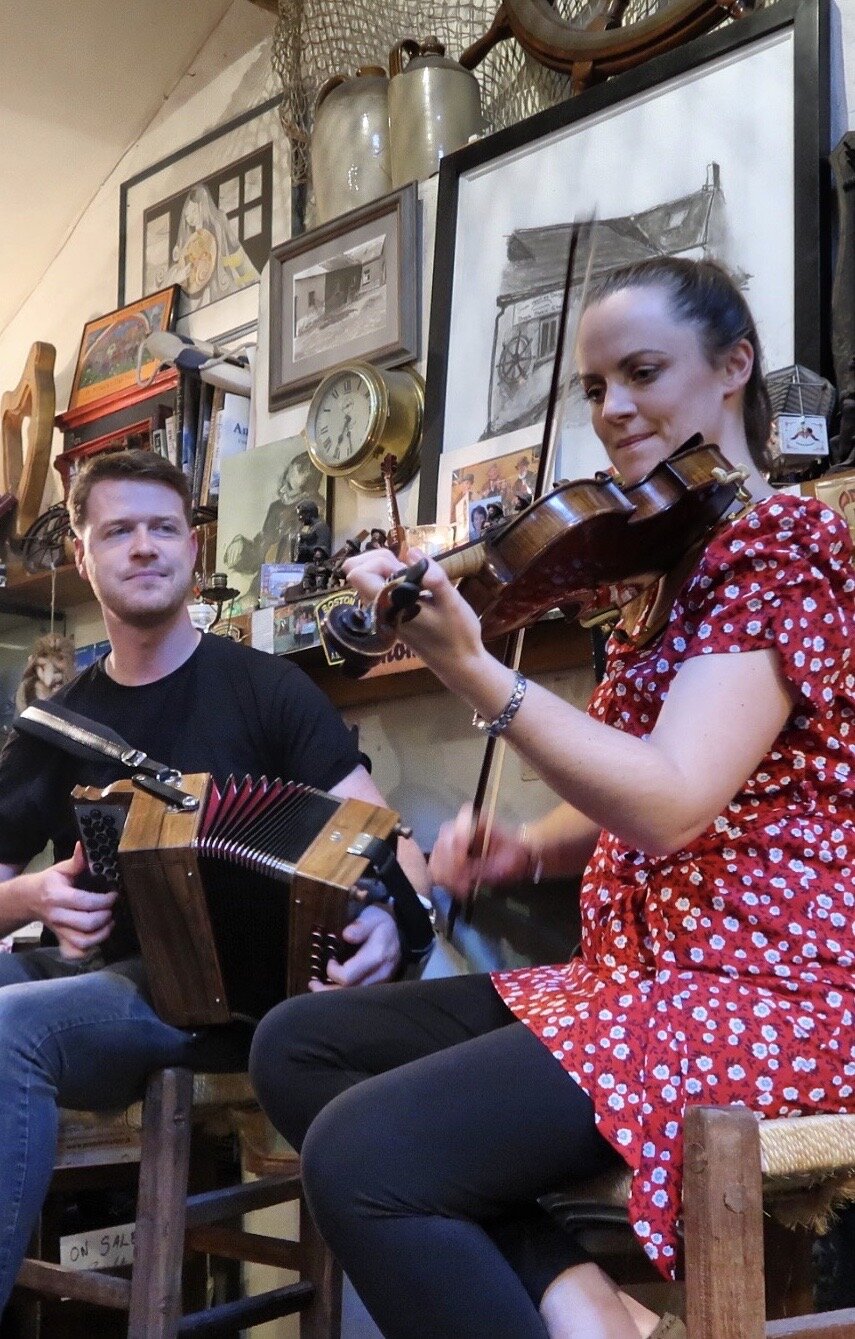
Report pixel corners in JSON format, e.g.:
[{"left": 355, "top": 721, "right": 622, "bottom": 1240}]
[{"left": 0, "top": 0, "right": 277, "bottom": 507}]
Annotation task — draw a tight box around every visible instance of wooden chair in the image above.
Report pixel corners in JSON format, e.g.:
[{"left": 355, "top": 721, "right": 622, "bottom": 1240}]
[
  {"left": 683, "top": 1105, "right": 855, "bottom": 1339},
  {"left": 12, "top": 1066, "right": 342, "bottom": 1339},
  {"left": 543, "top": 1105, "right": 855, "bottom": 1337}
]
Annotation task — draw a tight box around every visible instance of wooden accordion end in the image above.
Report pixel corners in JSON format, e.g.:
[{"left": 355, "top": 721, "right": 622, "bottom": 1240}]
[{"left": 71, "top": 773, "right": 405, "bottom": 1028}]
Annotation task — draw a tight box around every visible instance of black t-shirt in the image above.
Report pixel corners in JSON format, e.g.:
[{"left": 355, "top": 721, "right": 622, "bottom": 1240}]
[{"left": 0, "top": 634, "right": 363, "bottom": 1015}]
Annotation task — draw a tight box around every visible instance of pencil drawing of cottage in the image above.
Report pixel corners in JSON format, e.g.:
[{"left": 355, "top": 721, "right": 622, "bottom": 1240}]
[
  {"left": 293, "top": 234, "right": 387, "bottom": 364},
  {"left": 484, "top": 164, "right": 734, "bottom": 439}
]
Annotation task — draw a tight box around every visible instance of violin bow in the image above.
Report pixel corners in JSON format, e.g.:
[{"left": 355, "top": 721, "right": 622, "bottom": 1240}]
[{"left": 458, "top": 215, "right": 598, "bottom": 925}]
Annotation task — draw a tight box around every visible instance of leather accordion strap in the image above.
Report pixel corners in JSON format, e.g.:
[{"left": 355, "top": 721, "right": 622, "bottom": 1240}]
[
  {"left": 14, "top": 698, "right": 180, "bottom": 783},
  {"left": 357, "top": 835, "right": 434, "bottom": 965}
]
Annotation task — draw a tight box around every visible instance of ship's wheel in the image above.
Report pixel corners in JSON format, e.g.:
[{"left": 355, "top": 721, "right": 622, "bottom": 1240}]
[
  {"left": 19, "top": 503, "right": 72, "bottom": 574},
  {"left": 462, "top": 0, "right": 754, "bottom": 90},
  {"left": 498, "top": 332, "right": 533, "bottom": 386}
]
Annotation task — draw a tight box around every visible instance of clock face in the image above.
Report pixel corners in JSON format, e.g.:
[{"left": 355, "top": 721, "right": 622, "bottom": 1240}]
[{"left": 309, "top": 369, "right": 376, "bottom": 470}]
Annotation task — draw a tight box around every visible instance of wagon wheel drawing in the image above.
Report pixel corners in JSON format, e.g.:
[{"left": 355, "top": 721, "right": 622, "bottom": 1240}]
[
  {"left": 19, "top": 503, "right": 73, "bottom": 573},
  {"left": 498, "top": 332, "right": 533, "bottom": 387},
  {"left": 461, "top": 0, "right": 754, "bottom": 90}
]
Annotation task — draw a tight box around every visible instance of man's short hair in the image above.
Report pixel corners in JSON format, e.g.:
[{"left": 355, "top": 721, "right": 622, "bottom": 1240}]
[{"left": 68, "top": 449, "right": 193, "bottom": 534}]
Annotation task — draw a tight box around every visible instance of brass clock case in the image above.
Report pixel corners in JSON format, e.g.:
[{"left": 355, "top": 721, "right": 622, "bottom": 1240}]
[{"left": 305, "top": 361, "right": 424, "bottom": 494}]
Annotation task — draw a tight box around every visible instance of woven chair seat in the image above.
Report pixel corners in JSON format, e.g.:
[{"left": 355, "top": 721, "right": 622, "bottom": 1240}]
[
  {"left": 55, "top": 1071, "right": 257, "bottom": 1168},
  {"left": 541, "top": 1110, "right": 855, "bottom": 1235}
]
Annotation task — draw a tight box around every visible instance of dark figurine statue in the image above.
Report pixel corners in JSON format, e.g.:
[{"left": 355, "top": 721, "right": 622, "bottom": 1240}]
[{"left": 293, "top": 500, "right": 332, "bottom": 564}]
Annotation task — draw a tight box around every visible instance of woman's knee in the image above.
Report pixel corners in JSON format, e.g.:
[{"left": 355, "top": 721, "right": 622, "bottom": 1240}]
[{"left": 299, "top": 1084, "right": 386, "bottom": 1232}]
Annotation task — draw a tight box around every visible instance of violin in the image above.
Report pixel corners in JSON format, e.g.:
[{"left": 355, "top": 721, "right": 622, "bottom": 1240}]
[{"left": 323, "top": 436, "right": 750, "bottom": 674}]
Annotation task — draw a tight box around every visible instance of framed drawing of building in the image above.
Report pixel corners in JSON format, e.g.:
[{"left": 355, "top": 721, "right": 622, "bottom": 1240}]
[
  {"left": 417, "top": 0, "right": 828, "bottom": 522},
  {"left": 268, "top": 184, "right": 419, "bottom": 410}
]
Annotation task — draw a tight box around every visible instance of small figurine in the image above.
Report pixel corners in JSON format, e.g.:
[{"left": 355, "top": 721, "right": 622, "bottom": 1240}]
[
  {"left": 292, "top": 500, "right": 332, "bottom": 564},
  {"left": 363, "top": 528, "right": 388, "bottom": 551}
]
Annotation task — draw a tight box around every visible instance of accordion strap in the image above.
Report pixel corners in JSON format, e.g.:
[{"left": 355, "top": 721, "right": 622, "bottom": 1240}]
[
  {"left": 15, "top": 699, "right": 181, "bottom": 784},
  {"left": 358, "top": 835, "right": 435, "bottom": 966}
]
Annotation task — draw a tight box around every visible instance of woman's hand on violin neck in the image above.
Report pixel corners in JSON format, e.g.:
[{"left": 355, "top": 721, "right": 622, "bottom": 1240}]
[
  {"left": 343, "top": 547, "right": 486, "bottom": 679},
  {"left": 429, "top": 803, "right": 532, "bottom": 900}
]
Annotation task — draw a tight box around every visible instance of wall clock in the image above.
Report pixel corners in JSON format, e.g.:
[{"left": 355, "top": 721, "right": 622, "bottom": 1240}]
[{"left": 304, "top": 361, "right": 423, "bottom": 494}]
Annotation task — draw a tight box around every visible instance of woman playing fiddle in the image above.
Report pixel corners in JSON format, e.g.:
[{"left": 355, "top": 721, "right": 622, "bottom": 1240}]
[{"left": 249, "top": 258, "right": 855, "bottom": 1339}]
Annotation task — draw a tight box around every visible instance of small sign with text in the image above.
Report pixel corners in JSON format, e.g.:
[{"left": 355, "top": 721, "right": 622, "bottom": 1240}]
[{"left": 60, "top": 1223, "right": 135, "bottom": 1271}]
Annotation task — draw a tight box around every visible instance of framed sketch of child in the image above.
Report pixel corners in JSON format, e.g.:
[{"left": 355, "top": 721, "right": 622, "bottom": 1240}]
[{"left": 216, "top": 435, "right": 332, "bottom": 616}]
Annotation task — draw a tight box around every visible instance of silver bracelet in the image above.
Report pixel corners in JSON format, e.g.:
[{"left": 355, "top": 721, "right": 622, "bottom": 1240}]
[{"left": 472, "top": 670, "right": 527, "bottom": 738}]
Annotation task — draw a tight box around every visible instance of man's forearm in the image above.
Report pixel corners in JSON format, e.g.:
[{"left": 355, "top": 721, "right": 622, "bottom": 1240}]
[{"left": 0, "top": 869, "right": 35, "bottom": 938}]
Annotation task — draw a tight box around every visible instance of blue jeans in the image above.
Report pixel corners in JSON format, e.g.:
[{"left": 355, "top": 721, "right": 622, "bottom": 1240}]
[{"left": 0, "top": 948, "right": 252, "bottom": 1313}]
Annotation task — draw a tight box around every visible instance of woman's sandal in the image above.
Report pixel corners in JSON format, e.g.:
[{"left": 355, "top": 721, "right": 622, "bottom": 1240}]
[{"left": 649, "top": 1315, "right": 687, "bottom": 1339}]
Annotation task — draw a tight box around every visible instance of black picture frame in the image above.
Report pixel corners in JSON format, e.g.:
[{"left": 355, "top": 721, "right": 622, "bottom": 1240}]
[
  {"left": 118, "top": 95, "right": 287, "bottom": 345},
  {"left": 267, "top": 184, "right": 419, "bottom": 411},
  {"left": 418, "top": 0, "right": 829, "bottom": 521}
]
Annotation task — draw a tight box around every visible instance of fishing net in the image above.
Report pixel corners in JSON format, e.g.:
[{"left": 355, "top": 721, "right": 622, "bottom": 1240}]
[
  {"left": 271, "top": 1, "right": 783, "bottom": 200},
  {"left": 272, "top": 0, "right": 674, "bottom": 187}
]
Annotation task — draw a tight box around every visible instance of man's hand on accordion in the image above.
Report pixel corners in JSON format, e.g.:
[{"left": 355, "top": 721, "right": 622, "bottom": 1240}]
[
  {"left": 17, "top": 843, "right": 117, "bottom": 961},
  {"left": 310, "top": 904, "right": 401, "bottom": 990}
]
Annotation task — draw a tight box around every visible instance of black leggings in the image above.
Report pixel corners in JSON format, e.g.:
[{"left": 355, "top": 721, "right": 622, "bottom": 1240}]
[{"left": 249, "top": 974, "right": 621, "bottom": 1339}]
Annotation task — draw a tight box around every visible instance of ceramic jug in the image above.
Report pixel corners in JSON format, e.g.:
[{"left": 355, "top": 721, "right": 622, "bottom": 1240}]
[
  {"left": 310, "top": 66, "right": 392, "bottom": 223},
  {"left": 388, "top": 38, "right": 483, "bottom": 188}
]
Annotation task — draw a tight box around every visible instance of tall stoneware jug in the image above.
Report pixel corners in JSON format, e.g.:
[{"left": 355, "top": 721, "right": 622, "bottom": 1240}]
[
  {"left": 388, "top": 38, "right": 482, "bottom": 188},
  {"left": 311, "top": 66, "right": 392, "bottom": 223}
]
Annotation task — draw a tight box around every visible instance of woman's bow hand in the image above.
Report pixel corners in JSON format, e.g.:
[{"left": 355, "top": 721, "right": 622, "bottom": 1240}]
[{"left": 428, "top": 803, "right": 534, "bottom": 901}]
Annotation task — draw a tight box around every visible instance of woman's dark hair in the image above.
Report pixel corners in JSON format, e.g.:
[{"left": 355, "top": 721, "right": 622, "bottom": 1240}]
[{"left": 582, "top": 257, "right": 772, "bottom": 470}]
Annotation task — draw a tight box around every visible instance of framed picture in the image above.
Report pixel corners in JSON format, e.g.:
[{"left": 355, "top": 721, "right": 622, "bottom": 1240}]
[
  {"left": 436, "top": 431, "right": 544, "bottom": 539},
  {"left": 260, "top": 562, "right": 306, "bottom": 606},
  {"left": 118, "top": 95, "right": 288, "bottom": 344},
  {"left": 268, "top": 183, "right": 419, "bottom": 411},
  {"left": 418, "top": 0, "right": 828, "bottom": 521},
  {"left": 273, "top": 597, "right": 324, "bottom": 655},
  {"left": 802, "top": 469, "right": 855, "bottom": 541},
  {"left": 68, "top": 287, "right": 178, "bottom": 413},
  {"left": 215, "top": 435, "right": 332, "bottom": 616}
]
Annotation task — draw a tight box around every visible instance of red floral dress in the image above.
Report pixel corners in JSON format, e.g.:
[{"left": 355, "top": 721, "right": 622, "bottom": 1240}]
[{"left": 493, "top": 495, "right": 855, "bottom": 1278}]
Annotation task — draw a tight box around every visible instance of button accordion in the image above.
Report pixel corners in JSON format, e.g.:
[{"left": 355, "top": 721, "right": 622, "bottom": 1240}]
[{"left": 71, "top": 772, "right": 415, "bottom": 1027}]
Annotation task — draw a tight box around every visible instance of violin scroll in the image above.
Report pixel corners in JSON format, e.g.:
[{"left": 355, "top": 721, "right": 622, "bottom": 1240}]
[{"left": 322, "top": 557, "right": 429, "bottom": 668}]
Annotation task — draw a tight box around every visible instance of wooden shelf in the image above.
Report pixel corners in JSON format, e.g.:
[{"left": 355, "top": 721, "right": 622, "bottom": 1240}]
[
  {"left": 0, "top": 562, "right": 90, "bottom": 614},
  {"left": 227, "top": 611, "right": 596, "bottom": 709},
  {"left": 0, "top": 522, "right": 218, "bottom": 616}
]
